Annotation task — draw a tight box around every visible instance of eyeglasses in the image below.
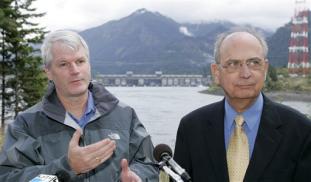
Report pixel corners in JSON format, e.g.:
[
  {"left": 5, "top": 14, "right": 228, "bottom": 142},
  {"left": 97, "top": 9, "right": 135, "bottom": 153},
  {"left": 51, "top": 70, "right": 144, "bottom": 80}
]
[{"left": 217, "top": 58, "right": 266, "bottom": 73}]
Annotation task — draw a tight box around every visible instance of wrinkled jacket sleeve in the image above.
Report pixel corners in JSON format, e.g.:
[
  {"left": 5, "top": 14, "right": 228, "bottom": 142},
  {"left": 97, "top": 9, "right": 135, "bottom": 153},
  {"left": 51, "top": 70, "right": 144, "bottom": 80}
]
[
  {"left": 128, "top": 109, "right": 159, "bottom": 182},
  {"left": 0, "top": 115, "right": 76, "bottom": 181}
]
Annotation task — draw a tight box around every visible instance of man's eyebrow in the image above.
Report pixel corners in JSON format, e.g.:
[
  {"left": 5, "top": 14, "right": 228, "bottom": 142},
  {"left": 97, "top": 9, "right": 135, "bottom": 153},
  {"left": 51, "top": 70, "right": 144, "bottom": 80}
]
[
  {"left": 77, "top": 56, "right": 87, "bottom": 60},
  {"left": 225, "top": 59, "right": 241, "bottom": 62},
  {"left": 247, "top": 57, "right": 262, "bottom": 60}
]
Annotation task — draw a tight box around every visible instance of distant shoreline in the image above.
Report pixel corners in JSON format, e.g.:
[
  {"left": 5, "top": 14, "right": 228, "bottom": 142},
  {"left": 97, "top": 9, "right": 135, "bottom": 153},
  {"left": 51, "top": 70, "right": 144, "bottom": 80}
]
[
  {"left": 200, "top": 89, "right": 311, "bottom": 102},
  {"left": 264, "top": 91, "right": 311, "bottom": 102}
]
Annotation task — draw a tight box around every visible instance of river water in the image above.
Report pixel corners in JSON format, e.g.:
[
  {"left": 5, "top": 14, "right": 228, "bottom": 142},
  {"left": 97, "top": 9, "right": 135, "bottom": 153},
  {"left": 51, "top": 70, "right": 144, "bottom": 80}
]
[{"left": 106, "top": 87, "right": 311, "bottom": 149}]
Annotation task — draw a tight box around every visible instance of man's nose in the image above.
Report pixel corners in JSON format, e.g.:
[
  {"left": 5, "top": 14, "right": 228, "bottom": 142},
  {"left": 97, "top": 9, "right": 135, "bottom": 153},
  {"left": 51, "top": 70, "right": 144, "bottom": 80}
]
[
  {"left": 69, "top": 63, "right": 79, "bottom": 74},
  {"left": 239, "top": 63, "right": 251, "bottom": 78}
]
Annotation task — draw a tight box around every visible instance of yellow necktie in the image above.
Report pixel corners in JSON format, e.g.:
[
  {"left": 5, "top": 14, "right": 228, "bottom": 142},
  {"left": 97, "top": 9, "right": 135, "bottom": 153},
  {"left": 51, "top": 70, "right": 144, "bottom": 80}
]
[{"left": 227, "top": 115, "right": 249, "bottom": 182}]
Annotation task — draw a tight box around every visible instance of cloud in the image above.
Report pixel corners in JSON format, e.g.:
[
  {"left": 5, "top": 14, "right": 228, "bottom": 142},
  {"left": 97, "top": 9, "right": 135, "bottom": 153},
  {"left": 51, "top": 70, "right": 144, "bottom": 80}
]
[
  {"left": 179, "top": 26, "right": 193, "bottom": 37},
  {"left": 32, "top": 0, "right": 307, "bottom": 32}
]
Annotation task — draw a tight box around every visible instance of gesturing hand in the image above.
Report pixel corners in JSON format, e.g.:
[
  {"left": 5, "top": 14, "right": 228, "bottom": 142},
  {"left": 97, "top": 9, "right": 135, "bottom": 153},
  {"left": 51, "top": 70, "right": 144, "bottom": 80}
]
[
  {"left": 120, "top": 159, "right": 142, "bottom": 182},
  {"left": 68, "top": 130, "right": 116, "bottom": 174}
]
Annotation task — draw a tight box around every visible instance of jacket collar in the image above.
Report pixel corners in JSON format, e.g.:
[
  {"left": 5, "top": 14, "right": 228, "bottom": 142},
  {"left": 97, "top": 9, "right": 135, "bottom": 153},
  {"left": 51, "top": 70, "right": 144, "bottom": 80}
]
[{"left": 42, "top": 81, "right": 119, "bottom": 123}]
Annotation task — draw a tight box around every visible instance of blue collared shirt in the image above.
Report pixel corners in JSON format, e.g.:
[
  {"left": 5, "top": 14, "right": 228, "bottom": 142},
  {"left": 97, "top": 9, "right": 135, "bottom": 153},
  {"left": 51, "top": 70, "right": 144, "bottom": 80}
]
[
  {"left": 68, "top": 91, "right": 96, "bottom": 128},
  {"left": 224, "top": 93, "right": 263, "bottom": 158}
]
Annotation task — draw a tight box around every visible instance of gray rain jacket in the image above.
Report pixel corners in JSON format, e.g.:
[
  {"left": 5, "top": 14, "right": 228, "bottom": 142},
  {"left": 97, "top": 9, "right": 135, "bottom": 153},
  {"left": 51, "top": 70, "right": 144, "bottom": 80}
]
[{"left": 0, "top": 82, "right": 159, "bottom": 181}]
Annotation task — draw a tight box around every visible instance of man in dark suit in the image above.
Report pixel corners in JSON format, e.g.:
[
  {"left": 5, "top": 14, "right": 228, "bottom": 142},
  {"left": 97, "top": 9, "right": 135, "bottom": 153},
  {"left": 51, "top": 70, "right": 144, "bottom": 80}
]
[{"left": 173, "top": 28, "right": 311, "bottom": 182}]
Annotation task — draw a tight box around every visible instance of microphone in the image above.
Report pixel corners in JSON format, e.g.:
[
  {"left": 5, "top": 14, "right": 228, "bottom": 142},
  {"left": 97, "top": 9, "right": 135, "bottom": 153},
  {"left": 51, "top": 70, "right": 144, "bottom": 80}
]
[
  {"left": 55, "top": 170, "right": 70, "bottom": 182},
  {"left": 154, "top": 144, "right": 191, "bottom": 182},
  {"left": 29, "top": 170, "right": 70, "bottom": 182},
  {"left": 29, "top": 174, "right": 58, "bottom": 182}
]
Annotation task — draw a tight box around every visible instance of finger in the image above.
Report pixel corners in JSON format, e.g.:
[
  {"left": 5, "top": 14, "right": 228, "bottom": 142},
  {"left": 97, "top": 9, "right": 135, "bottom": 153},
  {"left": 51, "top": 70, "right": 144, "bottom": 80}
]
[
  {"left": 79, "top": 139, "right": 115, "bottom": 169},
  {"left": 120, "top": 159, "right": 142, "bottom": 182},
  {"left": 92, "top": 141, "right": 116, "bottom": 164},
  {"left": 94, "top": 150, "right": 115, "bottom": 165},
  {"left": 85, "top": 139, "right": 116, "bottom": 156},
  {"left": 121, "top": 159, "right": 129, "bottom": 173},
  {"left": 70, "top": 141, "right": 115, "bottom": 173},
  {"left": 120, "top": 159, "right": 130, "bottom": 182},
  {"left": 69, "top": 130, "right": 82, "bottom": 148},
  {"left": 83, "top": 138, "right": 112, "bottom": 152}
]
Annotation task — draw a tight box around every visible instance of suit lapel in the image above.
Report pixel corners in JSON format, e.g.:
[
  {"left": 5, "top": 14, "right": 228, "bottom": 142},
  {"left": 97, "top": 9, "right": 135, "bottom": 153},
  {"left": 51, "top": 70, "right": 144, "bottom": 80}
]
[
  {"left": 203, "top": 100, "right": 230, "bottom": 182},
  {"left": 245, "top": 97, "right": 283, "bottom": 181}
]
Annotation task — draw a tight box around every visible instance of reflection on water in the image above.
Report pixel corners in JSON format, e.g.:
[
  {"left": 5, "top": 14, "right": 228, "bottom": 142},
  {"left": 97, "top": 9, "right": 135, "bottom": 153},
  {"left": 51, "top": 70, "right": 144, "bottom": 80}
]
[{"left": 106, "top": 87, "right": 311, "bottom": 149}]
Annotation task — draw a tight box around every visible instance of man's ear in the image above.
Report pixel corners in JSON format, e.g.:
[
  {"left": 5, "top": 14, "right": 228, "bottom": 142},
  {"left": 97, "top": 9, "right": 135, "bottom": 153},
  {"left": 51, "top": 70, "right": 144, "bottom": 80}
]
[
  {"left": 264, "top": 59, "right": 269, "bottom": 71},
  {"left": 264, "top": 59, "right": 269, "bottom": 81},
  {"left": 44, "top": 67, "right": 52, "bottom": 81},
  {"left": 211, "top": 63, "right": 220, "bottom": 85}
]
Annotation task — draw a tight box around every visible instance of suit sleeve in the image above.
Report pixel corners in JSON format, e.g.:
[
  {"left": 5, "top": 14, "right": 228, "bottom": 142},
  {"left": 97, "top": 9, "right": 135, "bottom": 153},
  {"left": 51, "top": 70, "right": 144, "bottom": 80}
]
[
  {"left": 294, "top": 130, "right": 311, "bottom": 181},
  {"left": 128, "top": 109, "right": 159, "bottom": 182},
  {"left": 173, "top": 117, "right": 192, "bottom": 178}
]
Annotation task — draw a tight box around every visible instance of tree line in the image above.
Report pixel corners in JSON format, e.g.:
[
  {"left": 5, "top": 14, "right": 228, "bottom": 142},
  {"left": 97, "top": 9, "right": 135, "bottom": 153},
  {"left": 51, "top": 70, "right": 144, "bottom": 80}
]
[{"left": 0, "top": 0, "right": 47, "bottom": 129}]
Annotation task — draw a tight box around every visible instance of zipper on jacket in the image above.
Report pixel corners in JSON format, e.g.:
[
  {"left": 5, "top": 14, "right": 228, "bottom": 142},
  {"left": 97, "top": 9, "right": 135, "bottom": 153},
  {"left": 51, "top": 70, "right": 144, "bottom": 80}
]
[{"left": 78, "top": 132, "right": 90, "bottom": 182}]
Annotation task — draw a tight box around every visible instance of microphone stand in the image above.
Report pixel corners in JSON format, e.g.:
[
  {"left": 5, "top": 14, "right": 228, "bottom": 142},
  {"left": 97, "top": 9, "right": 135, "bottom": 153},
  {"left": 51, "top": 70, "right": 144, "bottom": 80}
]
[
  {"left": 133, "top": 156, "right": 191, "bottom": 182},
  {"left": 158, "top": 161, "right": 184, "bottom": 182}
]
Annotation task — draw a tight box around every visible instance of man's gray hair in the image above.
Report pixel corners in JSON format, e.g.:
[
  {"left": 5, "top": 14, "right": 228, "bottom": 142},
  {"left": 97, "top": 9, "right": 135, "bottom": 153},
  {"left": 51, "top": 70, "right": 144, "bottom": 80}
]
[
  {"left": 213, "top": 27, "right": 268, "bottom": 64},
  {"left": 41, "top": 30, "right": 89, "bottom": 68}
]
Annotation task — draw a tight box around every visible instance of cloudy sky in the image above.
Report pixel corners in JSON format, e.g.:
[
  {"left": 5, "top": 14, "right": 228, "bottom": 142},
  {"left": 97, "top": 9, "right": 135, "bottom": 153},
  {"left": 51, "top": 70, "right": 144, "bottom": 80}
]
[{"left": 32, "top": 0, "right": 310, "bottom": 32}]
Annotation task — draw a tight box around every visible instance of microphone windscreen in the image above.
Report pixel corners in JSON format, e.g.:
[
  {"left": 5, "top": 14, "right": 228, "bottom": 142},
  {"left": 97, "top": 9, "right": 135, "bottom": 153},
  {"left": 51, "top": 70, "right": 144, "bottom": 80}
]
[
  {"left": 153, "top": 144, "right": 172, "bottom": 162},
  {"left": 55, "top": 170, "right": 70, "bottom": 182}
]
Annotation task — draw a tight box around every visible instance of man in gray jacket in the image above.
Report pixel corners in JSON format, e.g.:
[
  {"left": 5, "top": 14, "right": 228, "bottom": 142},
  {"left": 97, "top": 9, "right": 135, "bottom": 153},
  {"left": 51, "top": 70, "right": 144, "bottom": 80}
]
[{"left": 0, "top": 30, "right": 158, "bottom": 181}]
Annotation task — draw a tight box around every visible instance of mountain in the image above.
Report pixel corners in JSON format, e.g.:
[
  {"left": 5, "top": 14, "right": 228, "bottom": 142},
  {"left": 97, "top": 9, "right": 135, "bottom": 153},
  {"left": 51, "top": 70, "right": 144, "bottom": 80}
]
[
  {"left": 80, "top": 9, "right": 184, "bottom": 74},
  {"left": 80, "top": 8, "right": 272, "bottom": 74},
  {"left": 266, "top": 24, "right": 291, "bottom": 67}
]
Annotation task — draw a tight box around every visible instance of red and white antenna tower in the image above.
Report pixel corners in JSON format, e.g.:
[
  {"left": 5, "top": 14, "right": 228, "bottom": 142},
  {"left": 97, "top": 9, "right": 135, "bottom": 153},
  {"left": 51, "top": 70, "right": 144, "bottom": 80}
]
[{"left": 288, "top": 0, "right": 310, "bottom": 76}]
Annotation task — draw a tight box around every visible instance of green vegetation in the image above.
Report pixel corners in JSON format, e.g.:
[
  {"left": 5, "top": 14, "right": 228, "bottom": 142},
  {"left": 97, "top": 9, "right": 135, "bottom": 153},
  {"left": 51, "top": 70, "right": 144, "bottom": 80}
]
[
  {"left": 263, "top": 67, "right": 311, "bottom": 92},
  {"left": 0, "top": 0, "right": 47, "bottom": 128}
]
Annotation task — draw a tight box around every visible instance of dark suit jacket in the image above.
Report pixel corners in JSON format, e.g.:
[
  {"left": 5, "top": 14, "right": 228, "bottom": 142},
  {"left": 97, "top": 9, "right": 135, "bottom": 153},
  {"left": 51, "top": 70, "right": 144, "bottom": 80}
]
[{"left": 174, "top": 95, "right": 311, "bottom": 182}]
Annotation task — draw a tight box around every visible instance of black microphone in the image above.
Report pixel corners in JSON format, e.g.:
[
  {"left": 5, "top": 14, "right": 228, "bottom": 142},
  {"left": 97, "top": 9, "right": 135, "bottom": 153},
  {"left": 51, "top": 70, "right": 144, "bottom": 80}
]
[
  {"left": 29, "top": 170, "right": 70, "bottom": 182},
  {"left": 154, "top": 144, "right": 191, "bottom": 182},
  {"left": 55, "top": 170, "right": 70, "bottom": 182}
]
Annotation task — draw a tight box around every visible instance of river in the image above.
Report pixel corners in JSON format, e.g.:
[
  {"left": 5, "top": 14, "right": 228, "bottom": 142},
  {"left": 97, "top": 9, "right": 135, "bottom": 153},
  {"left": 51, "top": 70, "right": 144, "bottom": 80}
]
[{"left": 106, "top": 87, "right": 311, "bottom": 149}]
